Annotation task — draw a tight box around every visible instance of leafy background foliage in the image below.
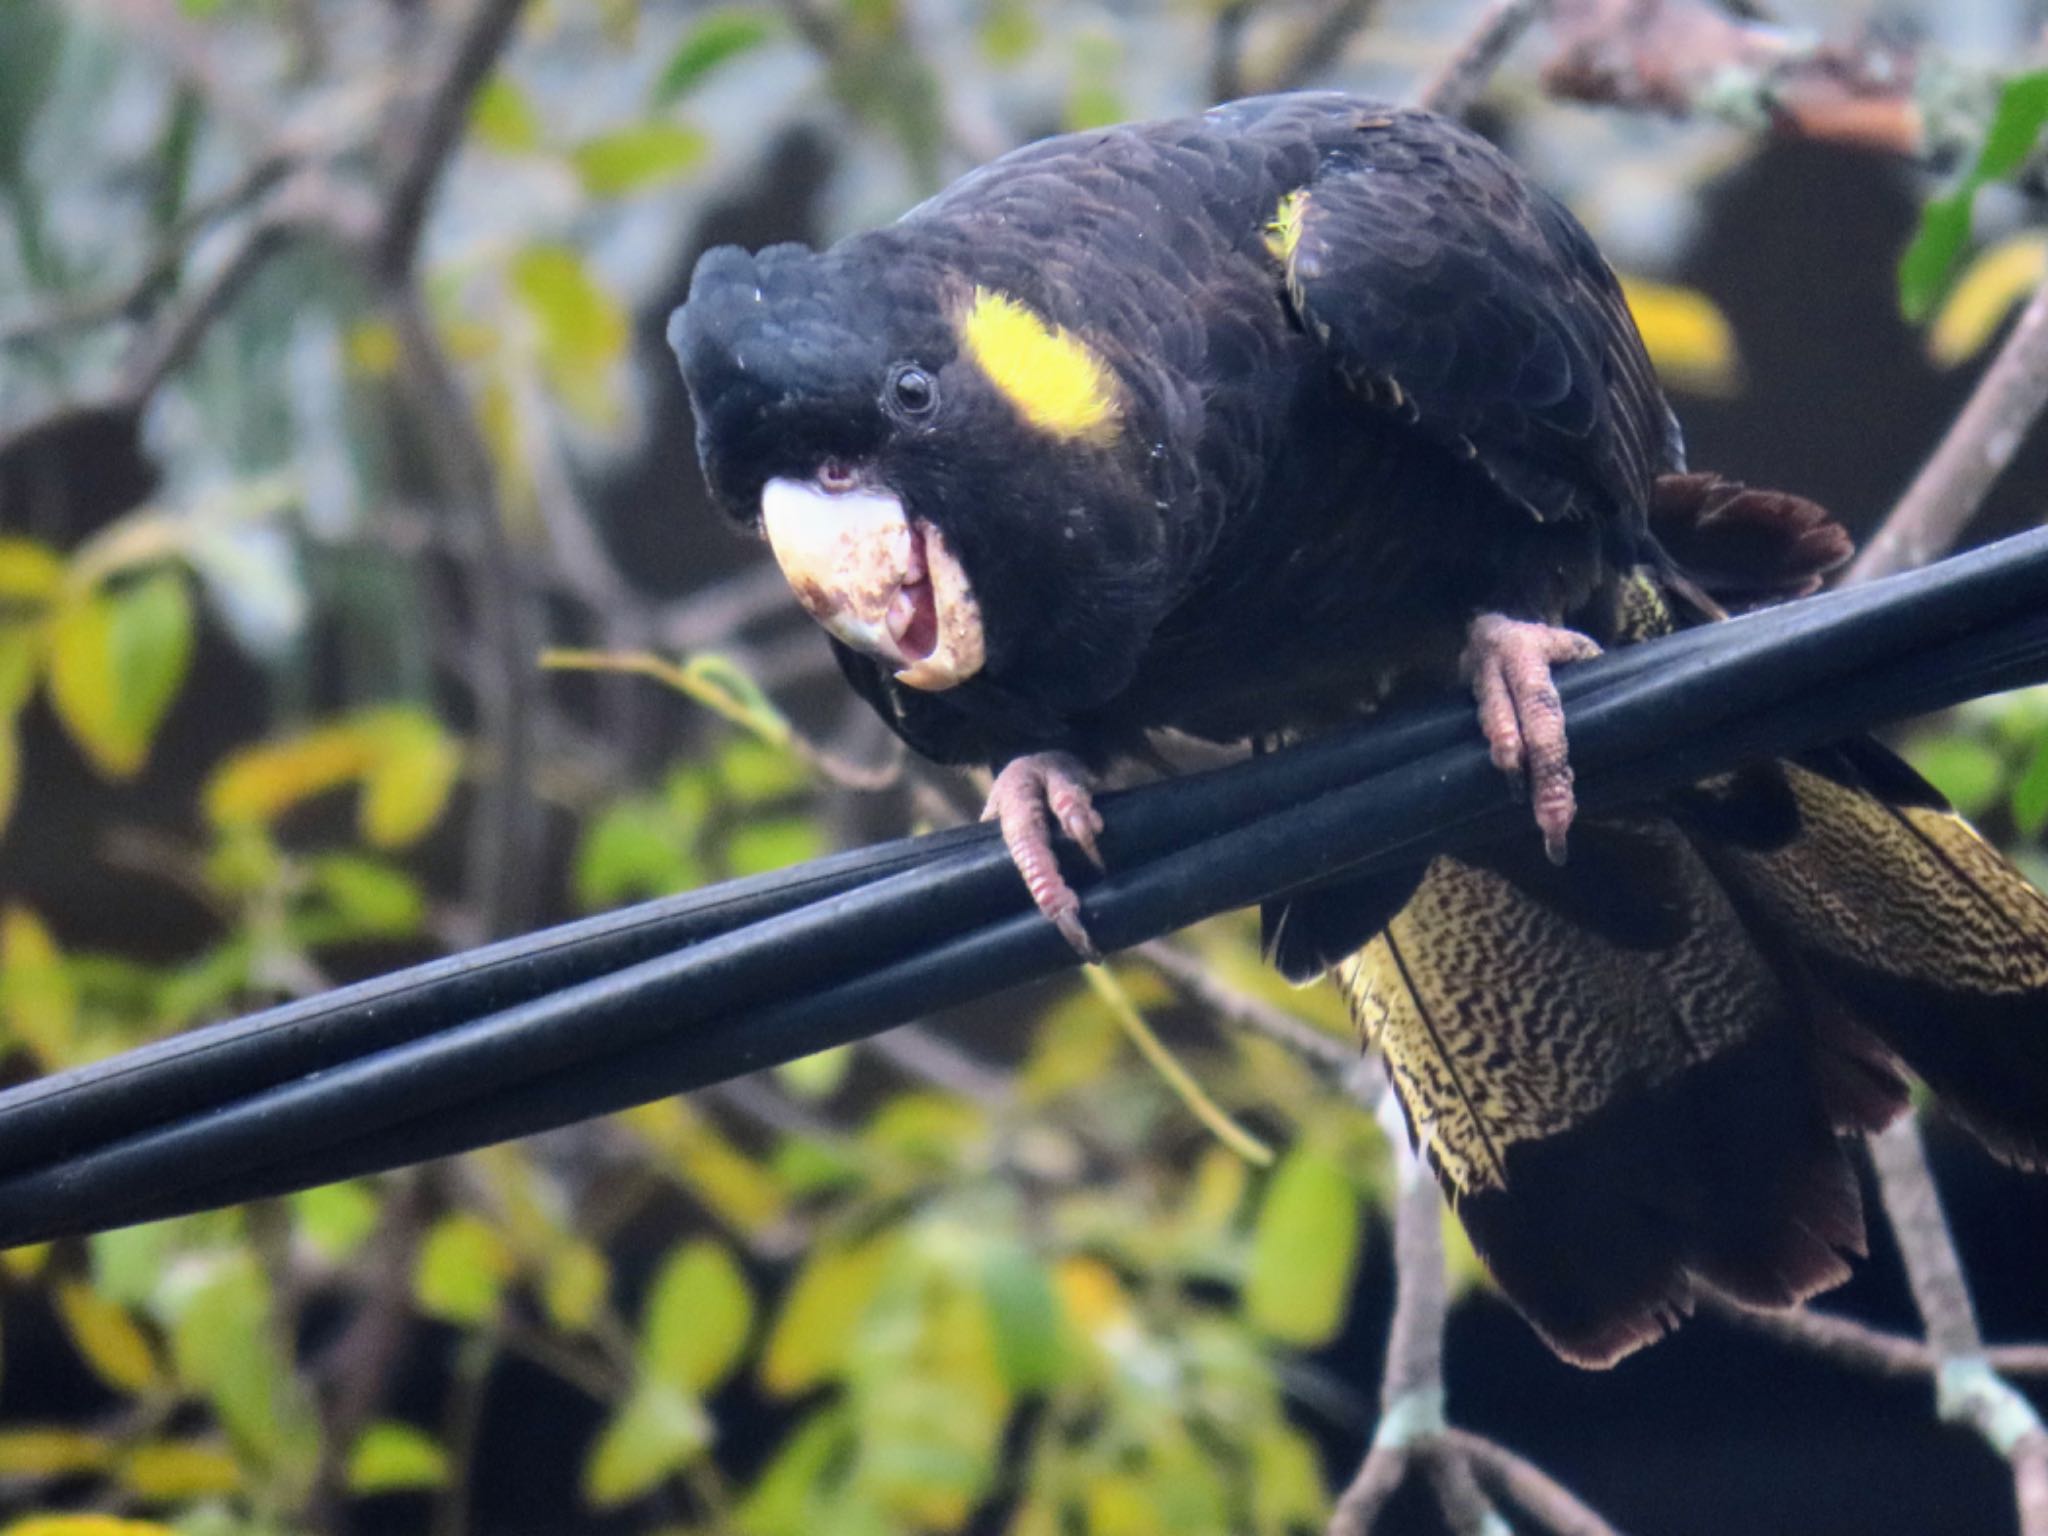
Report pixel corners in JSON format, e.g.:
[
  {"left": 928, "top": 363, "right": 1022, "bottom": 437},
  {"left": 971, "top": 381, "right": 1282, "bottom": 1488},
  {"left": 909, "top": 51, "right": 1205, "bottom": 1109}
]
[{"left": 2, "top": 2, "right": 2048, "bottom": 1534}]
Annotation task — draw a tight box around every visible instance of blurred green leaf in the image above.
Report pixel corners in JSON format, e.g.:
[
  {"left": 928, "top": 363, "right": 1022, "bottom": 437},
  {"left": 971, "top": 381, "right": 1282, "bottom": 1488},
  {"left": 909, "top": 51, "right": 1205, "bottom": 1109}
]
[
  {"left": 575, "top": 798, "right": 699, "bottom": 910},
  {"left": 583, "top": 1381, "right": 712, "bottom": 1509},
  {"left": 737, "top": 1407, "right": 855, "bottom": 1536},
  {"left": 978, "top": 0, "right": 1037, "bottom": 64},
  {"left": 298, "top": 855, "right": 426, "bottom": 944},
  {"left": 574, "top": 124, "right": 710, "bottom": 197},
  {"left": 2015, "top": 736, "right": 2048, "bottom": 835},
  {"left": 1904, "top": 734, "right": 2005, "bottom": 819},
  {"left": 725, "top": 816, "right": 825, "bottom": 877},
  {"left": 1250, "top": 1423, "right": 1328, "bottom": 1535},
  {"left": 89, "top": 1222, "right": 181, "bottom": 1310},
  {"left": 162, "top": 1251, "right": 319, "bottom": 1484},
  {"left": 46, "top": 572, "right": 193, "bottom": 781},
  {"left": 761, "top": 1233, "right": 896, "bottom": 1395},
  {"left": 1, "top": 904, "right": 75, "bottom": 1065},
  {"left": 1901, "top": 69, "right": 2048, "bottom": 319},
  {"left": 472, "top": 74, "right": 542, "bottom": 153},
  {"left": 414, "top": 1213, "right": 515, "bottom": 1325},
  {"left": 510, "top": 244, "right": 628, "bottom": 426},
  {"left": 718, "top": 735, "right": 808, "bottom": 805},
  {"left": 347, "top": 1422, "right": 450, "bottom": 1494},
  {"left": 775, "top": 1045, "right": 852, "bottom": 1099},
  {"left": 543, "top": 1241, "right": 611, "bottom": 1333},
  {"left": 979, "top": 1238, "right": 1063, "bottom": 1393},
  {"left": 1243, "top": 1146, "right": 1361, "bottom": 1346},
  {"left": 655, "top": 9, "right": 779, "bottom": 103},
  {"left": 641, "top": 1239, "right": 755, "bottom": 1394},
  {"left": 290, "top": 1182, "right": 382, "bottom": 1263}
]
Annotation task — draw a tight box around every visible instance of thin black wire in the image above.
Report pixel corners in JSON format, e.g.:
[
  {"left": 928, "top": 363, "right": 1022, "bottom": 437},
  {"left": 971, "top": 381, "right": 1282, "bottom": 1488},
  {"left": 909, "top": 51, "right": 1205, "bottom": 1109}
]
[{"left": 2, "top": 527, "right": 2047, "bottom": 1243}]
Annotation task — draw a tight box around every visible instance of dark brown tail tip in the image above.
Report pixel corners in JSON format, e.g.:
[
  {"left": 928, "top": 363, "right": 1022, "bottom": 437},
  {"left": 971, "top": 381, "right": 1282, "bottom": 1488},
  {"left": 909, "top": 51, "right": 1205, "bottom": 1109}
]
[{"left": 1650, "top": 473, "right": 1853, "bottom": 608}]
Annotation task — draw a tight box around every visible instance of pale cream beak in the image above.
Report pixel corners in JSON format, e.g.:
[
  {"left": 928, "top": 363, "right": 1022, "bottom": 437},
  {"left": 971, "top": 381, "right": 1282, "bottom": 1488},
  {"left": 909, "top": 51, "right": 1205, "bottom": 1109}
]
[{"left": 759, "top": 476, "right": 985, "bottom": 691}]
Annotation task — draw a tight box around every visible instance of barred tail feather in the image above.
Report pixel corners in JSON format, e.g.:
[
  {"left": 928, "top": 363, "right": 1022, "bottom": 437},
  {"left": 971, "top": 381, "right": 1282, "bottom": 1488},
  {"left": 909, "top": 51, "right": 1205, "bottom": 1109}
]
[
  {"left": 1333, "top": 820, "right": 1893, "bottom": 1367},
  {"left": 1689, "top": 743, "right": 2048, "bottom": 1171}
]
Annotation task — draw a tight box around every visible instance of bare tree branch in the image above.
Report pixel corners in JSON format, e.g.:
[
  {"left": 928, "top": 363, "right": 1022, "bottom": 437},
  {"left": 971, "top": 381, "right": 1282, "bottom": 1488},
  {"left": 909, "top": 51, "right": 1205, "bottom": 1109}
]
[
  {"left": 1450, "top": 1430, "right": 1629, "bottom": 1536},
  {"left": 1845, "top": 275, "right": 2048, "bottom": 584},
  {"left": 1267, "top": 0, "right": 1385, "bottom": 95},
  {"left": 372, "top": 0, "right": 530, "bottom": 276},
  {"left": 1541, "top": 0, "right": 1925, "bottom": 154},
  {"left": 1873, "top": 1120, "right": 2048, "bottom": 1536},
  {"left": 1418, "top": 0, "right": 1544, "bottom": 118}
]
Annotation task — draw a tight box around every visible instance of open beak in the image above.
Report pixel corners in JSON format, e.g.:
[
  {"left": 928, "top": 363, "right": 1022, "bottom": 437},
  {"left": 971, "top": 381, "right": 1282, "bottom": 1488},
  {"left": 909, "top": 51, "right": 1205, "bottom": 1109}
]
[{"left": 759, "top": 477, "right": 985, "bottom": 691}]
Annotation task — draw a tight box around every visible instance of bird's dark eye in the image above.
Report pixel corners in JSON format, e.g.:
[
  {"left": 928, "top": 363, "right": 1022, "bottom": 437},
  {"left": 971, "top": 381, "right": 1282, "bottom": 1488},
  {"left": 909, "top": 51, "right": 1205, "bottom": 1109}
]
[{"left": 888, "top": 364, "right": 937, "bottom": 419}]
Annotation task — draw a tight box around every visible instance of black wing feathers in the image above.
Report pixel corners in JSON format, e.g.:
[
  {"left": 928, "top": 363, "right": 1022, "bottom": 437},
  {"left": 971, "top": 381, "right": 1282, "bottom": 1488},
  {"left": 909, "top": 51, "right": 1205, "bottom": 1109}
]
[{"left": 1282, "top": 111, "right": 1674, "bottom": 528}]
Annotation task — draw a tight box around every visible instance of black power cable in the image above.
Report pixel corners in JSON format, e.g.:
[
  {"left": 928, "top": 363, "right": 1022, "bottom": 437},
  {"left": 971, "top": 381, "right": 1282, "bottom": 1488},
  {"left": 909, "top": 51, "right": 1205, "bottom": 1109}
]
[{"left": 2, "top": 526, "right": 2047, "bottom": 1245}]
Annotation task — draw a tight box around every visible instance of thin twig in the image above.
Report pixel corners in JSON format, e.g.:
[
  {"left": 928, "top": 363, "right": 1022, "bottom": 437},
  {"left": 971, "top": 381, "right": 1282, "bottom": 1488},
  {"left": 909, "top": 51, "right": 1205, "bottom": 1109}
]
[
  {"left": 1874, "top": 1120, "right": 2048, "bottom": 1536},
  {"left": 1137, "top": 939, "right": 1362, "bottom": 1079},
  {"left": 1328, "top": 1139, "right": 1498, "bottom": 1536},
  {"left": 1705, "top": 1295, "right": 2048, "bottom": 1381},
  {"left": 373, "top": 0, "right": 530, "bottom": 275},
  {"left": 0, "top": 153, "right": 292, "bottom": 350},
  {"left": 1416, "top": 0, "right": 1544, "bottom": 118},
  {"left": 1845, "top": 276, "right": 2048, "bottom": 584},
  {"left": 1449, "top": 1429, "right": 1629, "bottom": 1536},
  {"left": 1267, "top": 0, "right": 1384, "bottom": 94},
  {"left": 1209, "top": 1, "right": 1254, "bottom": 103}
]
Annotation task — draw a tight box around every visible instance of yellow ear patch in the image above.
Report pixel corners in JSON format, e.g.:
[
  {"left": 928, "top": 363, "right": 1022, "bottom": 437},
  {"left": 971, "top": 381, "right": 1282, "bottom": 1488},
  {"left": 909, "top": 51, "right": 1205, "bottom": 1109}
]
[
  {"left": 1264, "top": 189, "right": 1309, "bottom": 264},
  {"left": 956, "top": 287, "right": 1119, "bottom": 443}
]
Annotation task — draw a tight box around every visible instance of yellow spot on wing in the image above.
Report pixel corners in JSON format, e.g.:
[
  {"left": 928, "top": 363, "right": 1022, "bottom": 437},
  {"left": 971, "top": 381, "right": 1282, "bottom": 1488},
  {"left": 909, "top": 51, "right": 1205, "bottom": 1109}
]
[
  {"left": 1265, "top": 189, "right": 1309, "bottom": 264},
  {"left": 956, "top": 287, "right": 1119, "bottom": 442}
]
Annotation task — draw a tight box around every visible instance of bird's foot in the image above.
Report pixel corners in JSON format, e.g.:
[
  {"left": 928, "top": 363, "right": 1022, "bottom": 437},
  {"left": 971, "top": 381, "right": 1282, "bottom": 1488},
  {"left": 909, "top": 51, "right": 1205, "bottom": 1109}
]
[
  {"left": 983, "top": 751, "right": 1106, "bottom": 960},
  {"left": 1460, "top": 614, "right": 1602, "bottom": 865}
]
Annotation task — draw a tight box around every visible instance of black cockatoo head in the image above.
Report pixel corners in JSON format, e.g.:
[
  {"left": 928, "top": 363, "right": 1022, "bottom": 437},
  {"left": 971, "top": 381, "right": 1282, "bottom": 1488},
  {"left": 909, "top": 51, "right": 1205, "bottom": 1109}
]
[{"left": 669, "top": 236, "right": 1177, "bottom": 710}]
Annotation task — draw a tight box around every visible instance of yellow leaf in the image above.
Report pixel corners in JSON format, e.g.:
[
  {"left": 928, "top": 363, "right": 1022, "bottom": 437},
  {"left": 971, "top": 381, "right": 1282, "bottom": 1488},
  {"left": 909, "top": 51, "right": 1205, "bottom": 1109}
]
[
  {"left": 358, "top": 709, "right": 461, "bottom": 848},
  {"left": 572, "top": 124, "right": 709, "bottom": 197},
  {"left": 620, "top": 1100, "right": 786, "bottom": 1235},
  {"left": 471, "top": 74, "right": 543, "bottom": 155},
  {"left": 344, "top": 320, "right": 401, "bottom": 377},
  {"left": 510, "top": 244, "right": 628, "bottom": 427},
  {"left": 43, "top": 573, "right": 193, "bottom": 780},
  {"left": 1620, "top": 274, "right": 1742, "bottom": 398},
  {"left": 2, "top": 1243, "right": 48, "bottom": 1279},
  {"left": 54, "top": 1281, "right": 161, "bottom": 1394},
  {"left": 0, "top": 540, "right": 63, "bottom": 606},
  {"left": 0, "top": 1429, "right": 111, "bottom": 1479},
  {"left": 759, "top": 1233, "right": 897, "bottom": 1396},
  {"left": 204, "top": 707, "right": 457, "bottom": 848},
  {"left": 542, "top": 1242, "right": 611, "bottom": 1333},
  {"left": 582, "top": 1382, "right": 710, "bottom": 1509},
  {"left": 1052, "top": 1256, "right": 1130, "bottom": 1340},
  {"left": 347, "top": 1421, "right": 450, "bottom": 1493},
  {"left": 205, "top": 722, "right": 375, "bottom": 827},
  {"left": 2, "top": 906, "right": 76, "bottom": 1065},
  {"left": 413, "top": 1213, "right": 516, "bottom": 1325},
  {"left": 0, "top": 1520, "right": 177, "bottom": 1536},
  {"left": 1928, "top": 230, "right": 2048, "bottom": 368},
  {"left": 0, "top": 725, "right": 18, "bottom": 839},
  {"left": 118, "top": 1440, "right": 242, "bottom": 1500}
]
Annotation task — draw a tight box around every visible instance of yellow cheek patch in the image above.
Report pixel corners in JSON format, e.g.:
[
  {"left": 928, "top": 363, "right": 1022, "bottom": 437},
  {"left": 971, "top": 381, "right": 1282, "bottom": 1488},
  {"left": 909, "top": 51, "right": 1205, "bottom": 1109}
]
[
  {"left": 956, "top": 287, "right": 1119, "bottom": 443},
  {"left": 1264, "top": 189, "right": 1309, "bottom": 264}
]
